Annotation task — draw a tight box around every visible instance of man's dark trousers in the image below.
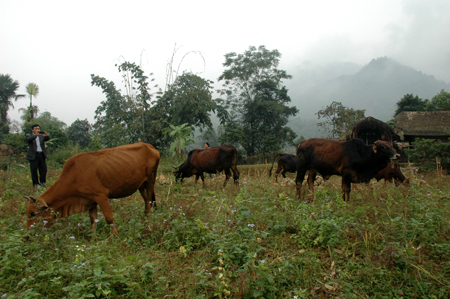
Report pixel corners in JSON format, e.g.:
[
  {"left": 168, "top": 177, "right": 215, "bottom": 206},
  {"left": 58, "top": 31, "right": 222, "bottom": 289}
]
[{"left": 30, "top": 152, "right": 47, "bottom": 186}]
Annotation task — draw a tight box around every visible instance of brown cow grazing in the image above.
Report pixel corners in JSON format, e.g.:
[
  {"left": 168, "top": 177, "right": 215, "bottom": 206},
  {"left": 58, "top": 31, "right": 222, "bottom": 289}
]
[
  {"left": 295, "top": 138, "right": 400, "bottom": 202},
  {"left": 174, "top": 145, "right": 239, "bottom": 187},
  {"left": 374, "top": 161, "right": 409, "bottom": 186},
  {"left": 269, "top": 154, "right": 297, "bottom": 182},
  {"left": 25, "top": 142, "right": 160, "bottom": 235}
]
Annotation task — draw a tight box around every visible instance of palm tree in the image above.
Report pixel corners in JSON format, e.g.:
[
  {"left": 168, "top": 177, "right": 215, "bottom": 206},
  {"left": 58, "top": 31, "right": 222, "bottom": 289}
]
[
  {"left": 26, "top": 82, "right": 39, "bottom": 120},
  {"left": 0, "top": 74, "right": 25, "bottom": 125}
]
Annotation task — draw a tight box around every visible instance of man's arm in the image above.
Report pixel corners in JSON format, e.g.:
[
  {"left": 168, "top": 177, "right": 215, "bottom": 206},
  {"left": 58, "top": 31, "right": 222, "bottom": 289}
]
[{"left": 26, "top": 134, "right": 37, "bottom": 143}]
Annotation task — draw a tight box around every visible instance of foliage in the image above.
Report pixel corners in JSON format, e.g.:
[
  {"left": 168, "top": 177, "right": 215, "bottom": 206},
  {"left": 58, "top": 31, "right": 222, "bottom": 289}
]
[
  {"left": 66, "top": 119, "right": 92, "bottom": 148},
  {"left": 217, "top": 45, "right": 298, "bottom": 156},
  {"left": 18, "top": 105, "right": 39, "bottom": 123},
  {"left": 0, "top": 161, "right": 449, "bottom": 298},
  {"left": 405, "top": 138, "right": 450, "bottom": 171},
  {"left": 4, "top": 132, "right": 28, "bottom": 154},
  {"left": 394, "top": 90, "right": 450, "bottom": 117},
  {"left": 25, "top": 83, "right": 39, "bottom": 121},
  {"left": 157, "top": 72, "right": 216, "bottom": 131},
  {"left": 394, "top": 94, "right": 428, "bottom": 117},
  {"left": 0, "top": 74, "right": 25, "bottom": 130},
  {"left": 316, "top": 101, "right": 366, "bottom": 138},
  {"left": 163, "top": 123, "right": 195, "bottom": 159},
  {"left": 427, "top": 89, "right": 450, "bottom": 111},
  {"left": 91, "top": 61, "right": 159, "bottom": 148}
]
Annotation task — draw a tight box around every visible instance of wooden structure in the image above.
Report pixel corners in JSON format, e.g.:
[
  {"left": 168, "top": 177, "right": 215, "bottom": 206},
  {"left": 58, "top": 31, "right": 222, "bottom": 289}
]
[
  {"left": 394, "top": 111, "right": 450, "bottom": 144},
  {"left": 339, "top": 116, "right": 400, "bottom": 145}
]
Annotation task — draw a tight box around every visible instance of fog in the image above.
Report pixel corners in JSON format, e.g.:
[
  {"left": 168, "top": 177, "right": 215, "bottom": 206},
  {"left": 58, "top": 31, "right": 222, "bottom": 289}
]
[{"left": 1, "top": 0, "right": 449, "bottom": 126}]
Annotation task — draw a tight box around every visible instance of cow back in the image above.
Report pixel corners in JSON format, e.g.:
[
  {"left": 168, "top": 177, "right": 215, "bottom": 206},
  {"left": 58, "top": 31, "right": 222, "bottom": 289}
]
[{"left": 45, "top": 142, "right": 160, "bottom": 200}]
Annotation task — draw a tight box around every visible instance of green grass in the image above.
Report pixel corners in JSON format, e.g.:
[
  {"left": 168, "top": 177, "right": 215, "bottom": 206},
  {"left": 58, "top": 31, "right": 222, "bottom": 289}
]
[{"left": 0, "top": 160, "right": 449, "bottom": 298}]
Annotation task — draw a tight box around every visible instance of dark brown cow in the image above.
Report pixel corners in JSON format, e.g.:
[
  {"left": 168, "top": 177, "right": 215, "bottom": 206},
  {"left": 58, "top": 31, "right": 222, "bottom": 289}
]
[
  {"left": 25, "top": 142, "right": 160, "bottom": 235},
  {"left": 174, "top": 145, "right": 239, "bottom": 187},
  {"left": 374, "top": 161, "right": 409, "bottom": 185},
  {"left": 295, "top": 138, "right": 400, "bottom": 202},
  {"left": 269, "top": 154, "right": 297, "bottom": 182}
]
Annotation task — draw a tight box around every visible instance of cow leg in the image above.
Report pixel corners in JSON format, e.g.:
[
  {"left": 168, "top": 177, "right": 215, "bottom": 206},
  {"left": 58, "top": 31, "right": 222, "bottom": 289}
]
[
  {"left": 231, "top": 167, "right": 240, "bottom": 186},
  {"left": 200, "top": 173, "right": 206, "bottom": 187},
  {"left": 307, "top": 169, "right": 317, "bottom": 203},
  {"left": 139, "top": 181, "right": 157, "bottom": 214},
  {"left": 275, "top": 167, "right": 282, "bottom": 182},
  {"left": 223, "top": 168, "right": 232, "bottom": 187},
  {"left": 95, "top": 195, "right": 119, "bottom": 235},
  {"left": 295, "top": 169, "right": 307, "bottom": 200},
  {"left": 341, "top": 176, "right": 352, "bottom": 202},
  {"left": 89, "top": 205, "right": 98, "bottom": 233}
]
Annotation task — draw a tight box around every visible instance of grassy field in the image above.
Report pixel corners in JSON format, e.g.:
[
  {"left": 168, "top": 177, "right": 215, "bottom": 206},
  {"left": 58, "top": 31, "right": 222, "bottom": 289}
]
[{"left": 0, "top": 160, "right": 449, "bottom": 298}]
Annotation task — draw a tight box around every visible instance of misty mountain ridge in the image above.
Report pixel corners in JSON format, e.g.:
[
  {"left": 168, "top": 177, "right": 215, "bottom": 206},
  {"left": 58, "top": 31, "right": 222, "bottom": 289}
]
[{"left": 289, "top": 57, "right": 450, "bottom": 122}]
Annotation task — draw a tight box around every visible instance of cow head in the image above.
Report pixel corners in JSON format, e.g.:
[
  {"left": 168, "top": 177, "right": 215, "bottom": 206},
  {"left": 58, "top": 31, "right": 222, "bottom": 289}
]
[
  {"left": 172, "top": 165, "right": 193, "bottom": 181},
  {"left": 373, "top": 141, "right": 401, "bottom": 160},
  {"left": 24, "top": 196, "right": 54, "bottom": 231}
]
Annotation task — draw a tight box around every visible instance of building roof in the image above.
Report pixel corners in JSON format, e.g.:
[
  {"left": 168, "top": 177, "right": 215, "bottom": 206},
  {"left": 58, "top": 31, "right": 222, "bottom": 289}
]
[{"left": 394, "top": 111, "right": 450, "bottom": 138}]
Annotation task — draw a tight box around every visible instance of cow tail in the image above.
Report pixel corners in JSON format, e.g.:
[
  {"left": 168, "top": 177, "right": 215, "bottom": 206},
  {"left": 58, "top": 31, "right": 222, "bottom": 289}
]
[{"left": 269, "top": 154, "right": 282, "bottom": 177}]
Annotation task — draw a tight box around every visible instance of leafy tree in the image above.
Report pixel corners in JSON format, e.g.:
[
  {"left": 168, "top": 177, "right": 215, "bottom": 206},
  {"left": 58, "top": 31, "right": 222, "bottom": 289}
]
[
  {"left": 0, "top": 74, "right": 25, "bottom": 133},
  {"left": 163, "top": 123, "right": 195, "bottom": 159},
  {"left": 316, "top": 101, "right": 366, "bottom": 138},
  {"left": 217, "top": 45, "right": 298, "bottom": 156},
  {"left": 158, "top": 72, "right": 216, "bottom": 130},
  {"left": 394, "top": 94, "right": 428, "bottom": 116},
  {"left": 19, "top": 105, "right": 39, "bottom": 123},
  {"left": 67, "top": 118, "right": 92, "bottom": 148},
  {"left": 91, "top": 61, "right": 162, "bottom": 148},
  {"left": 26, "top": 83, "right": 39, "bottom": 120},
  {"left": 405, "top": 138, "right": 450, "bottom": 171},
  {"left": 426, "top": 89, "right": 450, "bottom": 111}
]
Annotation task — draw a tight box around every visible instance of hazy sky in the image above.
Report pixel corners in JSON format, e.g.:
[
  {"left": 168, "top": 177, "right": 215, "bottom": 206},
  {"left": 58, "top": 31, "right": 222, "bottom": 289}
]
[{"left": 1, "top": 0, "right": 449, "bottom": 126}]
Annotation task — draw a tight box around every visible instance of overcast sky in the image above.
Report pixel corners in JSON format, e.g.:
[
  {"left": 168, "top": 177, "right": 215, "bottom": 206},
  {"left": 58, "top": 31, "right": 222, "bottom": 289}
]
[{"left": 1, "top": 0, "right": 449, "bottom": 127}]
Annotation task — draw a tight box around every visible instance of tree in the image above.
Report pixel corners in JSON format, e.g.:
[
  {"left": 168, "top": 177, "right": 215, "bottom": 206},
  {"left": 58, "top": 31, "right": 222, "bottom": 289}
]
[
  {"left": 394, "top": 94, "right": 428, "bottom": 116},
  {"left": 163, "top": 123, "right": 195, "bottom": 159},
  {"left": 26, "top": 83, "right": 39, "bottom": 120},
  {"left": 316, "top": 101, "right": 366, "bottom": 139},
  {"left": 67, "top": 118, "right": 92, "bottom": 148},
  {"left": 91, "top": 61, "right": 161, "bottom": 148},
  {"left": 157, "top": 72, "right": 216, "bottom": 130},
  {"left": 217, "top": 45, "right": 298, "bottom": 156},
  {"left": 0, "top": 74, "right": 25, "bottom": 132},
  {"left": 426, "top": 89, "right": 450, "bottom": 111}
]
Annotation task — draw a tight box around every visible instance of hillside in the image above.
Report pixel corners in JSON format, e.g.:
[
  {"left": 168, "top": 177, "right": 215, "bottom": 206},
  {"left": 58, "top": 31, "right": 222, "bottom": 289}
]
[{"left": 289, "top": 57, "right": 450, "bottom": 123}]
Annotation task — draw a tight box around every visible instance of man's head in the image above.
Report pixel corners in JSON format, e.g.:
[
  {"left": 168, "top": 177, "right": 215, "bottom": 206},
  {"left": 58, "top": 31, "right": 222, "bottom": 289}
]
[
  {"left": 31, "top": 124, "right": 40, "bottom": 134},
  {"left": 204, "top": 142, "right": 210, "bottom": 149}
]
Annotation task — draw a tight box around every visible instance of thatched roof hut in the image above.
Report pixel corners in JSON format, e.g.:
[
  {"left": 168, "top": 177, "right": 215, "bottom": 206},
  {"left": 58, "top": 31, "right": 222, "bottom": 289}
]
[
  {"left": 394, "top": 111, "right": 450, "bottom": 143},
  {"left": 339, "top": 117, "right": 399, "bottom": 145}
]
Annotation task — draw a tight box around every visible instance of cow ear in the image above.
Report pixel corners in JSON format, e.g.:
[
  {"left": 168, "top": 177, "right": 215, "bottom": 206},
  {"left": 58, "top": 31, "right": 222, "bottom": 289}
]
[
  {"left": 24, "top": 196, "right": 36, "bottom": 203},
  {"left": 373, "top": 145, "right": 377, "bottom": 153},
  {"left": 37, "top": 197, "right": 49, "bottom": 208}
]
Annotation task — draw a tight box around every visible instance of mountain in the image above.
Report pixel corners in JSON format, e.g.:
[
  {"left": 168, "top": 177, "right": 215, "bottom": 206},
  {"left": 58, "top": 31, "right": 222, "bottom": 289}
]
[{"left": 289, "top": 57, "right": 450, "bottom": 122}]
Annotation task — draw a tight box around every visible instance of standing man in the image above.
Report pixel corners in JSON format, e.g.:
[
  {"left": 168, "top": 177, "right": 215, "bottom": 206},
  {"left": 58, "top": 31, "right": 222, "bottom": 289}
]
[
  {"left": 26, "top": 124, "right": 50, "bottom": 187},
  {"left": 203, "top": 142, "right": 213, "bottom": 179}
]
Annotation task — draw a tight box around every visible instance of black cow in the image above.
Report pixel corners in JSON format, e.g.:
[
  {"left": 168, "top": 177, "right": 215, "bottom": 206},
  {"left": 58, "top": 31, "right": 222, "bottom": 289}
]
[
  {"left": 269, "top": 154, "right": 297, "bottom": 182},
  {"left": 295, "top": 138, "right": 400, "bottom": 202},
  {"left": 173, "top": 145, "right": 240, "bottom": 187}
]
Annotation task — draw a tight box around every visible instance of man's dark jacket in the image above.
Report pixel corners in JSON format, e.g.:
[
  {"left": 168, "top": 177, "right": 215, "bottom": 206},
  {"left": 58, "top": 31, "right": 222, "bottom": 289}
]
[{"left": 26, "top": 134, "right": 50, "bottom": 160}]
